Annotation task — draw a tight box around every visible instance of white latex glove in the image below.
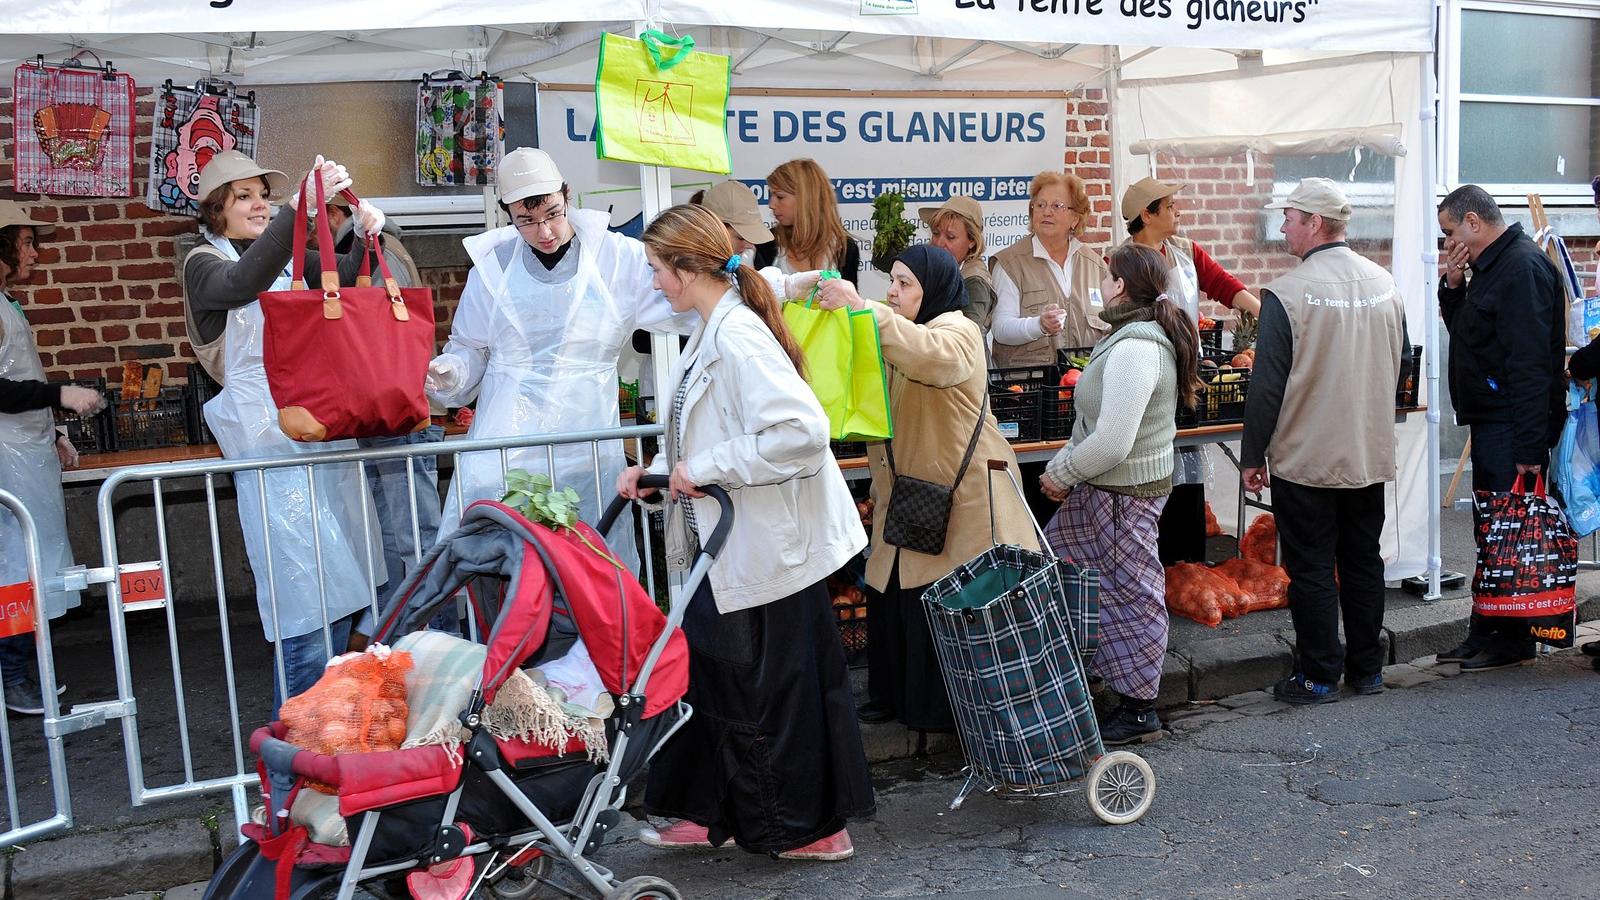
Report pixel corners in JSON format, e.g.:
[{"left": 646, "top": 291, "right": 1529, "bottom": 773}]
[
  {"left": 291, "top": 155, "right": 353, "bottom": 215},
  {"left": 58, "top": 384, "right": 106, "bottom": 416},
  {"left": 1039, "top": 303, "right": 1066, "bottom": 336},
  {"left": 783, "top": 269, "right": 827, "bottom": 301},
  {"left": 353, "top": 199, "right": 385, "bottom": 239},
  {"left": 425, "top": 357, "right": 462, "bottom": 395},
  {"left": 55, "top": 435, "right": 79, "bottom": 469}
]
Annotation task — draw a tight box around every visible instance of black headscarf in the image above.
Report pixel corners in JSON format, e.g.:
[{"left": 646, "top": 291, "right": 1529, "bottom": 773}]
[{"left": 895, "top": 244, "right": 969, "bottom": 325}]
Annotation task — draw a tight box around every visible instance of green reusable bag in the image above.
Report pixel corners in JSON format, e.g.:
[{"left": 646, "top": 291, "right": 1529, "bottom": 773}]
[
  {"left": 594, "top": 31, "right": 732, "bottom": 175},
  {"left": 782, "top": 282, "right": 893, "bottom": 442}
]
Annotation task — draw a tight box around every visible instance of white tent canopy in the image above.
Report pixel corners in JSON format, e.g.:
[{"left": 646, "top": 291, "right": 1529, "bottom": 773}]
[{"left": 0, "top": 0, "right": 1444, "bottom": 590}]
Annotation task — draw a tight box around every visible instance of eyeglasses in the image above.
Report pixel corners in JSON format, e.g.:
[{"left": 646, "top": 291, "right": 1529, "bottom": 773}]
[
  {"left": 1031, "top": 201, "right": 1074, "bottom": 214},
  {"left": 513, "top": 209, "right": 567, "bottom": 231}
]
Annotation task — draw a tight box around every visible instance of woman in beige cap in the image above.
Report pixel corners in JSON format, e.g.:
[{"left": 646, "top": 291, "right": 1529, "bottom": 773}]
[
  {"left": 990, "top": 171, "right": 1110, "bottom": 366},
  {"left": 0, "top": 200, "right": 103, "bottom": 715},
  {"left": 177, "top": 150, "right": 388, "bottom": 716},
  {"left": 920, "top": 196, "right": 995, "bottom": 329}
]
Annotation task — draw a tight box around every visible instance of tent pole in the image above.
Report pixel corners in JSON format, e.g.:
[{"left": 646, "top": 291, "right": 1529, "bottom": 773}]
[
  {"left": 1104, "top": 45, "right": 1124, "bottom": 245},
  {"left": 1420, "top": 51, "right": 1443, "bottom": 601}
]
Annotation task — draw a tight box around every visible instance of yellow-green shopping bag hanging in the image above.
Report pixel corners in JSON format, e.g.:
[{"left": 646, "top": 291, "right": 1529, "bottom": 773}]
[
  {"left": 842, "top": 305, "right": 892, "bottom": 441},
  {"left": 783, "top": 300, "right": 855, "bottom": 439},
  {"left": 594, "top": 31, "right": 732, "bottom": 175}
]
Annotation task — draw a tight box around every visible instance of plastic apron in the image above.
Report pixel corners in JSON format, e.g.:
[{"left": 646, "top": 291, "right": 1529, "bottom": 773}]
[
  {"left": 0, "top": 296, "right": 79, "bottom": 619},
  {"left": 199, "top": 233, "right": 381, "bottom": 642},
  {"left": 1162, "top": 239, "right": 1206, "bottom": 487},
  {"left": 432, "top": 210, "right": 684, "bottom": 566}
]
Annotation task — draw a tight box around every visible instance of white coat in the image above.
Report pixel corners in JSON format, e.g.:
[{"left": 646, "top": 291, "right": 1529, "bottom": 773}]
[
  {"left": 650, "top": 290, "right": 867, "bottom": 612},
  {"left": 0, "top": 296, "right": 79, "bottom": 619},
  {"left": 199, "top": 232, "right": 381, "bottom": 641},
  {"left": 429, "top": 209, "right": 690, "bottom": 558}
]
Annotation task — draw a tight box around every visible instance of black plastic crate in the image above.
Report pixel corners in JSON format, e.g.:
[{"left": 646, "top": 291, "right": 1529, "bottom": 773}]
[
  {"left": 827, "top": 560, "right": 869, "bottom": 663},
  {"left": 1041, "top": 380, "right": 1077, "bottom": 441},
  {"left": 1200, "top": 367, "right": 1251, "bottom": 424},
  {"left": 830, "top": 440, "right": 867, "bottom": 460},
  {"left": 52, "top": 378, "right": 114, "bottom": 455},
  {"left": 183, "top": 368, "right": 222, "bottom": 446},
  {"left": 1396, "top": 344, "right": 1422, "bottom": 408},
  {"left": 1198, "top": 323, "right": 1224, "bottom": 354},
  {"left": 988, "top": 365, "right": 1046, "bottom": 443},
  {"left": 110, "top": 387, "right": 190, "bottom": 451}
]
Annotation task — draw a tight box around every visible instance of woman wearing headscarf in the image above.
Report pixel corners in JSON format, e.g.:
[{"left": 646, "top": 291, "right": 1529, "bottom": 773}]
[
  {"left": 798, "top": 245, "right": 1038, "bottom": 732},
  {"left": 920, "top": 197, "right": 994, "bottom": 329}
]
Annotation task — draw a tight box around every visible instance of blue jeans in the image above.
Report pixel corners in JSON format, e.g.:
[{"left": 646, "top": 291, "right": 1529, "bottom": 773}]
[
  {"left": 0, "top": 633, "right": 34, "bottom": 688},
  {"left": 272, "top": 612, "right": 357, "bottom": 719},
  {"left": 356, "top": 427, "right": 457, "bottom": 634}
]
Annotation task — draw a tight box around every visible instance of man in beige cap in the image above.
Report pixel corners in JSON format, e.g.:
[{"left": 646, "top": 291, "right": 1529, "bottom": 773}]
[
  {"left": 1240, "top": 177, "right": 1408, "bottom": 705},
  {"left": 919, "top": 196, "right": 994, "bottom": 329},
  {"left": 696, "top": 180, "right": 775, "bottom": 260},
  {"left": 0, "top": 200, "right": 103, "bottom": 714}
]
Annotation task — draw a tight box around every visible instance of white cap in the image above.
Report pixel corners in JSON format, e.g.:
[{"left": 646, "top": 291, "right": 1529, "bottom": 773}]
[{"left": 498, "top": 148, "right": 565, "bottom": 206}]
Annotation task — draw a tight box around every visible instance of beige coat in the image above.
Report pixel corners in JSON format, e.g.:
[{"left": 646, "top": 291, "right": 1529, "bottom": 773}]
[{"left": 863, "top": 307, "right": 1040, "bottom": 591}]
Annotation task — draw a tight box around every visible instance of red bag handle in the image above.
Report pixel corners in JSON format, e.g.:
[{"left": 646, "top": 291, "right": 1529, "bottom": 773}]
[
  {"left": 1511, "top": 471, "right": 1546, "bottom": 497},
  {"left": 288, "top": 170, "right": 343, "bottom": 319},
  {"left": 342, "top": 188, "right": 411, "bottom": 322}
]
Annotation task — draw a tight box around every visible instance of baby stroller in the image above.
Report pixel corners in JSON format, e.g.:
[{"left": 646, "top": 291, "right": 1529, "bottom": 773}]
[{"left": 203, "top": 475, "right": 731, "bottom": 900}]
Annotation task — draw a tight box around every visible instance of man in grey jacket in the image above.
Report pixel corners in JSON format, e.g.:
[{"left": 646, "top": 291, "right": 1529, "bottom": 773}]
[{"left": 1241, "top": 178, "right": 1408, "bottom": 706}]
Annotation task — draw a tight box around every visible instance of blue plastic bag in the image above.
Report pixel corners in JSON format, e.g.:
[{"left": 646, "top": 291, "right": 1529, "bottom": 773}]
[{"left": 1553, "top": 382, "right": 1600, "bottom": 537}]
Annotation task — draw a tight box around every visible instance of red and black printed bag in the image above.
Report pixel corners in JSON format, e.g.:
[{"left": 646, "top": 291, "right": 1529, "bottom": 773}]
[{"left": 1471, "top": 474, "right": 1579, "bottom": 648}]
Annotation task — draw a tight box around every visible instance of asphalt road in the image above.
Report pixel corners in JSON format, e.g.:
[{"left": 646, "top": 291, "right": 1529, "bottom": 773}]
[{"left": 565, "top": 647, "right": 1600, "bottom": 900}]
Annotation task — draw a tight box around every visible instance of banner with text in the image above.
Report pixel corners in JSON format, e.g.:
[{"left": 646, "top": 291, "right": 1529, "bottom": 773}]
[
  {"left": 538, "top": 88, "right": 1066, "bottom": 294},
  {"left": 659, "top": 0, "right": 1431, "bottom": 53}
]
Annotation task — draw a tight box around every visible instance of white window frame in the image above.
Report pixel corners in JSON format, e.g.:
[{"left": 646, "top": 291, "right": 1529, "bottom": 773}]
[{"left": 1441, "top": 0, "right": 1600, "bottom": 205}]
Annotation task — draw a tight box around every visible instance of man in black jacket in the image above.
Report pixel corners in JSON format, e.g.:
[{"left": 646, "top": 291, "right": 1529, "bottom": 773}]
[{"left": 1436, "top": 185, "right": 1566, "bottom": 671}]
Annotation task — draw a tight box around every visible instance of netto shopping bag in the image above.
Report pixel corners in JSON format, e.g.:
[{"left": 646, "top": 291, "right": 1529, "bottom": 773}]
[
  {"left": 259, "top": 182, "right": 435, "bottom": 442},
  {"left": 594, "top": 31, "right": 732, "bottom": 174},
  {"left": 782, "top": 299, "right": 893, "bottom": 441},
  {"left": 1471, "top": 474, "right": 1579, "bottom": 648}
]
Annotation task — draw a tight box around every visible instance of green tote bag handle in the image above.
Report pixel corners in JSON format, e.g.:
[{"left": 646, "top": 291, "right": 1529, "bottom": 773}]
[{"left": 640, "top": 30, "right": 696, "bottom": 71}]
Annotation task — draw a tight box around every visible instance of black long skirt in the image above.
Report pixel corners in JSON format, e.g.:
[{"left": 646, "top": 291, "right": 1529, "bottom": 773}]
[
  {"left": 644, "top": 577, "right": 875, "bottom": 854},
  {"left": 865, "top": 563, "right": 956, "bottom": 733}
]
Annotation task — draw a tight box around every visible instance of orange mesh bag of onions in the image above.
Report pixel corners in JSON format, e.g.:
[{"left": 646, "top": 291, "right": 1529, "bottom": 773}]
[{"left": 280, "top": 644, "right": 414, "bottom": 793}]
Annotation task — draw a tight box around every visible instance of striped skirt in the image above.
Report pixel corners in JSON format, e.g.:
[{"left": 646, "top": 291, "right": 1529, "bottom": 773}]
[{"left": 1044, "top": 483, "right": 1169, "bottom": 701}]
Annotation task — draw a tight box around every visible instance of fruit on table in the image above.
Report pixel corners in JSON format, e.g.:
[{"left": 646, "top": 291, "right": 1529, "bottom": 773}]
[
  {"left": 1059, "top": 368, "right": 1081, "bottom": 388},
  {"left": 1229, "top": 353, "right": 1254, "bottom": 369},
  {"left": 1198, "top": 316, "right": 1217, "bottom": 330},
  {"left": 1006, "top": 384, "right": 1024, "bottom": 393}
]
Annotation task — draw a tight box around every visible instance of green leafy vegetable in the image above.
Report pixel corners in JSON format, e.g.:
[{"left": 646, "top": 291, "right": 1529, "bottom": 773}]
[{"left": 502, "top": 469, "right": 623, "bottom": 569}]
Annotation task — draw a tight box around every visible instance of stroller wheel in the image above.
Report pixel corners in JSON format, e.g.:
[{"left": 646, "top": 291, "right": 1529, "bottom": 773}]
[
  {"left": 1086, "top": 750, "right": 1156, "bottom": 825},
  {"left": 603, "top": 876, "right": 683, "bottom": 900},
  {"left": 486, "top": 851, "right": 555, "bottom": 899}
]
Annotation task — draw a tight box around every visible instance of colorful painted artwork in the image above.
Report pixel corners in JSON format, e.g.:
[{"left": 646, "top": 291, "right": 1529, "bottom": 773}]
[
  {"left": 416, "top": 78, "right": 500, "bottom": 187},
  {"left": 146, "top": 85, "right": 260, "bottom": 216},
  {"left": 14, "top": 62, "right": 136, "bottom": 197}
]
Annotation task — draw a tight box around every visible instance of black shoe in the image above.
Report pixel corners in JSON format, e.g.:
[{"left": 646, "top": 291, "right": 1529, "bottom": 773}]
[
  {"left": 4, "top": 679, "right": 44, "bottom": 716},
  {"left": 1460, "top": 647, "right": 1536, "bottom": 672},
  {"left": 1100, "top": 698, "right": 1165, "bottom": 746},
  {"left": 856, "top": 700, "right": 896, "bottom": 724},
  {"left": 1436, "top": 640, "right": 1484, "bottom": 664},
  {"left": 1346, "top": 673, "right": 1384, "bottom": 696},
  {"left": 1581, "top": 641, "right": 1600, "bottom": 657},
  {"left": 1272, "top": 674, "right": 1339, "bottom": 706}
]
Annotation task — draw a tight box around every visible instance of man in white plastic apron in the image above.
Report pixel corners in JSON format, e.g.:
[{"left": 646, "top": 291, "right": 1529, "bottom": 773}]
[
  {"left": 0, "top": 201, "right": 85, "bottom": 716},
  {"left": 427, "top": 149, "right": 691, "bottom": 564}
]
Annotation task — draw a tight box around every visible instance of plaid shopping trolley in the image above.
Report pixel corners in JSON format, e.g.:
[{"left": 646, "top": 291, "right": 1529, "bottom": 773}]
[{"left": 922, "top": 460, "right": 1155, "bottom": 822}]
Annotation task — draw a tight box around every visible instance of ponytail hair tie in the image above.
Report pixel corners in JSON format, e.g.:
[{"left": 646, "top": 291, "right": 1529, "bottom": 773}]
[
  {"left": 723, "top": 255, "right": 741, "bottom": 274},
  {"left": 1155, "top": 292, "right": 1172, "bottom": 304}
]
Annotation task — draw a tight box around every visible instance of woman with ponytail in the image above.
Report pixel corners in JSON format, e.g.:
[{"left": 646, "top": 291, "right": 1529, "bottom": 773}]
[
  {"left": 1038, "top": 242, "right": 1201, "bottom": 747},
  {"left": 617, "top": 204, "right": 873, "bottom": 861}
]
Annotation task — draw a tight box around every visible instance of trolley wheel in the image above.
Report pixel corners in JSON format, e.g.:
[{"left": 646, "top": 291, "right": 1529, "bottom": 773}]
[
  {"left": 1086, "top": 750, "right": 1155, "bottom": 825},
  {"left": 604, "top": 876, "right": 683, "bottom": 900},
  {"left": 486, "top": 851, "right": 556, "bottom": 899}
]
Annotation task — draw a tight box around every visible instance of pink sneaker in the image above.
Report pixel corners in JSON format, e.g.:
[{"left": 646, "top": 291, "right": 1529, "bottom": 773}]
[
  {"left": 637, "top": 820, "right": 712, "bottom": 850},
  {"left": 777, "top": 829, "right": 854, "bottom": 861}
]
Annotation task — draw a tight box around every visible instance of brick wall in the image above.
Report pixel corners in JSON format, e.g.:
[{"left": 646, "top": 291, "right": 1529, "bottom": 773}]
[
  {"left": 0, "top": 86, "right": 469, "bottom": 385},
  {"left": 1063, "top": 90, "right": 1116, "bottom": 246}
]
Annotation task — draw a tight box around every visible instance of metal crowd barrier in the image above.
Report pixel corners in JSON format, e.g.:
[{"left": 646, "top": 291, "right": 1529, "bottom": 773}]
[
  {"left": 0, "top": 489, "right": 73, "bottom": 847},
  {"left": 1, "top": 424, "right": 664, "bottom": 843}
]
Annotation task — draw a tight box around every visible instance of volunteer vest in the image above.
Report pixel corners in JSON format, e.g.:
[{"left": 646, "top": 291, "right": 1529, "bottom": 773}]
[
  {"left": 1071, "top": 319, "right": 1178, "bottom": 494},
  {"left": 180, "top": 244, "right": 231, "bottom": 386},
  {"left": 991, "top": 237, "right": 1107, "bottom": 367},
  {"left": 1265, "top": 245, "right": 1406, "bottom": 487}
]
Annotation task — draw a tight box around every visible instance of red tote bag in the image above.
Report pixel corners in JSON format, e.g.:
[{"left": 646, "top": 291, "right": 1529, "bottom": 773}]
[{"left": 260, "top": 181, "right": 435, "bottom": 442}]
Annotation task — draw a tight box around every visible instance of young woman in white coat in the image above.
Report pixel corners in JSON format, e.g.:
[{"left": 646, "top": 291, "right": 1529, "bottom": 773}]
[
  {"left": 426, "top": 149, "right": 692, "bottom": 569},
  {"left": 616, "top": 204, "right": 874, "bottom": 861},
  {"left": 178, "top": 151, "right": 387, "bottom": 715}
]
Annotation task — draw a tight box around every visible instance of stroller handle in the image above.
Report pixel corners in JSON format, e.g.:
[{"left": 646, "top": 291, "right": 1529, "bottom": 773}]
[{"left": 599, "top": 475, "right": 735, "bottom": 559}]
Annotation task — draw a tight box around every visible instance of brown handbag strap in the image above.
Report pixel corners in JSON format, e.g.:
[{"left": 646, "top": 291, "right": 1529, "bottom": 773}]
[{"left": 886, "top": 387, "right": 988, "bottom": 493}]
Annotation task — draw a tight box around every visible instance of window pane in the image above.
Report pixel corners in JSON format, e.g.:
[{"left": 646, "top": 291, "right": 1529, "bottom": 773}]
[
  {"left": 1460, "top": 101, "right": 1600, "bottom": 185},
  {"left": 1273, "top": 150, "right": 1396, "bottom": 185},
  {"left": 1461, "top": 10, "right": 1598, "bottom": 98}
]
